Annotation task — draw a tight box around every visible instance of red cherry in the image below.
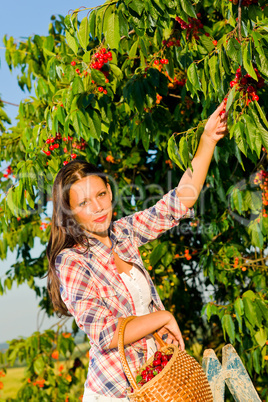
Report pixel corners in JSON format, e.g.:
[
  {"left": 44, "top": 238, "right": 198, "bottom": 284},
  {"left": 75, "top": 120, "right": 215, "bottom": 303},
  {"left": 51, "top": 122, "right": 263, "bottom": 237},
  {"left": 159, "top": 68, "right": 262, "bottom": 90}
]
[
  {"left": 154, "top": 351, "right": 163, "bottom": 360},
  {"left": 54, "top": 143, "right": 59, "bottom": 149},
  {"left": 240, "top": 77, "right": 248, "bottom": 85},
  {"left": 212, "top": 40, "right": 218, "bottom": 46},
  {"left": 107, "top": 51, "right": 112, "bottom": 58},
  {"left": 154, "top": 60, "right": 159, "bottom": 65},
  {"left": 71, "top": 153, "right": 77, "bottom": 159},
  {"left": 204, "top": 32, "right": 210, "bottom": 37},
  {"left": 75, "top": 68, "right": 80, "bottom": 74},
  {"left": 101, "top": 48, "right": 107, "bottom": 54},
  {"left": 71, "top": 61, "right": 76, "bottom": 66},
  {"left": 253, "top": 94, "right": 259, "bottom": 101},
  {"left": 146, "top": 374, "right": 154, "bottom": 382},
  {"left": 98, "top": 87, "right": 104, "bottom": 92},
  {"left": 161, "top": 355, "right": 168, "bottom": 362},
  {"left": 153, "top": 366, "right": 163, "bottom": 374},
  {"left": 105, "top": 78, "right": 109, "bottom": 83},
  {"left": 103, "top": 89, "right": 107, "bottom": 94},
  {"left": 44, "top": 150, "right": 51, "bottom": 156},
  {"left": 162, "top": 360, "right": 168, "bottom": 367},
  {"left": 223, "top": 97, "right": 228, "bottom": 103},
  {"left": 230, "top": 81, "right": 236, "bottom": 88},
  {"left": 63, "top": 161, "right": 68, "bottom": 166},
  {"left": 153, "top": 359, "right": 162, "bottom": 367},
  {"left": 164, "top": 59, "right": 169, "bottom": 64},
  {"left": 160, "top": 59, "right": 165, "bottom": 64},
  {"left": 247, "top": 85, "right": 255, "bottom": 93},
  {"left": 49, "top": 145, "right": 55, "bottom": 150}
]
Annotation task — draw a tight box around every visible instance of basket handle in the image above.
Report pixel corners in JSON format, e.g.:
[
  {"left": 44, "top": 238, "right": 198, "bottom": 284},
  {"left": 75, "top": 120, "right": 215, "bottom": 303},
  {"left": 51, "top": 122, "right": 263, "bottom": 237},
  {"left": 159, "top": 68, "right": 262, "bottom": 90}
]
[{"left": 118, "top": 316, "right": 167, "bottom": 391}]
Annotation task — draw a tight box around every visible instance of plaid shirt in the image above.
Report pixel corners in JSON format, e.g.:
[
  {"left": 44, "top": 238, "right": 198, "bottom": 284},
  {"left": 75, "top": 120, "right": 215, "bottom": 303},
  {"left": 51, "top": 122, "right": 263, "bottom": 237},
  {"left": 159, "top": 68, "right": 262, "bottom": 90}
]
[{"left": 55, "top": 188, "right": 194, "bottom": 398}]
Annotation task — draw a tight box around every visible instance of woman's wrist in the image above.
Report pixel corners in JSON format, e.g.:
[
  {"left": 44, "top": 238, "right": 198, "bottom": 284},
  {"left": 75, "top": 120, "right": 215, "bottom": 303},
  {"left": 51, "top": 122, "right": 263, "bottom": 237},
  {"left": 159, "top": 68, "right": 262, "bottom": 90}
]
[{"left": 201, "top": 131, "right": 218, "bottom": 148}]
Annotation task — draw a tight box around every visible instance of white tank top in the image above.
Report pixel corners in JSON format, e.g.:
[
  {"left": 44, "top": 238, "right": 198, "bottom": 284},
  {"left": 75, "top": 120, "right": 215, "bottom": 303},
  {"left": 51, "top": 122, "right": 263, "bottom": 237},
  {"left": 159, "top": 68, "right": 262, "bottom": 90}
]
[{"left": 119, "top": 265, "right": 157, "bottom": 359}]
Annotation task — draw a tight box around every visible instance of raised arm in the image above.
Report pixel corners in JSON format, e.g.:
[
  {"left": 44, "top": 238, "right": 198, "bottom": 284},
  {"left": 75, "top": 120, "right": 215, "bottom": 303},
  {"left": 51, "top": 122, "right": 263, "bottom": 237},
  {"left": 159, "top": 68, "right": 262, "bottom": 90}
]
[{"left": 176, "top": 102, "right": 228, "bottom": 208}]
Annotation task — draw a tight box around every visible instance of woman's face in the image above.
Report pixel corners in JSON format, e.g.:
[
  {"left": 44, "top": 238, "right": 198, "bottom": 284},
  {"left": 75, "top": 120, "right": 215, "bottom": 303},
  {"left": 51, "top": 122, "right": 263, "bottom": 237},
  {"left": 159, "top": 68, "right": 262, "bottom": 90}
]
[{"left": 69, "top": 175, "right": 113, "bottom": 235}]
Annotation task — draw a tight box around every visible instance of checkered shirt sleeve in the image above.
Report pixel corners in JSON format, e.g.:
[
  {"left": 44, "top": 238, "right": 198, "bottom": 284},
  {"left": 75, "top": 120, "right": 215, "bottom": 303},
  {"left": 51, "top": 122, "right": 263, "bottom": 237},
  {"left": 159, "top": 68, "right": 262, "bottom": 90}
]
[
  {"left": 55, "top": 252, "right": 119, "bottom": 350},
  {"left": 121, "top": 188, "right": 195, "bottom": 247}
]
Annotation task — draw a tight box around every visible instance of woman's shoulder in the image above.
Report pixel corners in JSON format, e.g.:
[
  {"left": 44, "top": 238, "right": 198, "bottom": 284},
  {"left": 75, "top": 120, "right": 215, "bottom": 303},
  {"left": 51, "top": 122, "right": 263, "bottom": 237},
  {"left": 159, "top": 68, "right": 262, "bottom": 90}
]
[{"left": 55, "top": 245, "right": 87, "bottom": 265}]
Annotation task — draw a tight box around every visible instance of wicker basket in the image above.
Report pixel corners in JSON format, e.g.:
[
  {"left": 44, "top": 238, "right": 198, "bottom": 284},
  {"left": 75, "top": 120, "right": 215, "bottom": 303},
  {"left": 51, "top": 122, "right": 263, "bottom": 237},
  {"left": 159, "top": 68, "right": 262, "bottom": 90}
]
[{"left": 118, "top": 316, "right": 214, "bottom": 402}]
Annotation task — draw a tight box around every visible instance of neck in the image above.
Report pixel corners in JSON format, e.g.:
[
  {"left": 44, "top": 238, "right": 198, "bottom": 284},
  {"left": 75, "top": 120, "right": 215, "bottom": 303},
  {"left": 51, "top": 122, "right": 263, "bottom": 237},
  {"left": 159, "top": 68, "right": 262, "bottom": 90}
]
[{"left": 83, "top": 227, "right": 112, "bottom": 248}]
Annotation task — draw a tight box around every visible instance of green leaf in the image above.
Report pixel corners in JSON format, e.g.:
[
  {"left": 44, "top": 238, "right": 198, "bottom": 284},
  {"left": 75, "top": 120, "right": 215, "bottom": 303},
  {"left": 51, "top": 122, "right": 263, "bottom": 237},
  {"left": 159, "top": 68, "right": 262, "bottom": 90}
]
[
  {"left": 179, "top": 136, "right": 190, "bottom": 169},
  {"left": 180, "top": 0, "right": 197, "bottom": 18},
  {"left": 243, "top": 297, "right": 257, "bottom": 328},
  {"left": 105, "top": 10, "right": 120, "bottom": 50},
  {"left": 242, "top": 44, "right": 258, "bottom": 81},
  {"left": 136, "top": 375, "right": 143, "bottom": 384},
  {"left": 167, "top": 135, "right": 184, "bottom": 170},
  {"left": 256, "top": 54, "right": 268, "bottom": 77},
  {"left": 208, "top": 55, "right": 218, "bottom": 89},
  {"left": 253, "top": 348, "right": 261, "bottom": 374},
  {"left": 72, "top": 76, "right": 84, "bottom": 95},
  {"left": 129, "top": 41, "right": 138, "bottom": 58},
  {"left": 254, "top": 101, "right": 268, "bottom": 130},
  {"left": 233, "top": 120, "right": 247, "bottom": 156},
  {"left": 129, "top": 0, "right": 144, "bottom": 16},
  {"left": 187, "top": 63, "right": 200, "bottom": 90},
  {"left": 65, "top": 31, "right": 78, "bottom": 55},
  {"left": 222, "top": 314, "right": 235, "bottom": 343},
  {"left": 78, "top": 16, "right": 89, "bottom": 50},
  {"left": 88, "top": 10, "right": 96, "bottom": 38},
  {"left": 149, "top": 242, "right": 169, "bottom": 265},
  {"left": 255, "top": 327, "right": 266, "bottom": 347},
  {"left": 34, "top": 356, "right": 45, "bottom": 376},
  {"left": 91, "top": 69, "right": 106, "bottom": 85},
  {"left": 226, "top": 38, "right": 242, "bottom": 64},
  {"left": 234, "top": 298, "right": 244, "bottom": 333},
  {"left": 85, "top": 109, "right": 101, "bottom": 140},
  {"left": 109, "top": 63, "right": 123, "bottom": 80},
  {"left": 226, "top": 86, "right": 236, "bottom": 112}
]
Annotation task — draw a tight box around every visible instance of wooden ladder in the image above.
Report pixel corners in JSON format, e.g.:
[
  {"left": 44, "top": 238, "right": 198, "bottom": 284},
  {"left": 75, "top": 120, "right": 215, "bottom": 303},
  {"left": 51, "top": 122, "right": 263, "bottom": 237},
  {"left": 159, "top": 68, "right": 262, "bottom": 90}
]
[{"left": 202, "top": 344, "right": 262, "bottom": 401}]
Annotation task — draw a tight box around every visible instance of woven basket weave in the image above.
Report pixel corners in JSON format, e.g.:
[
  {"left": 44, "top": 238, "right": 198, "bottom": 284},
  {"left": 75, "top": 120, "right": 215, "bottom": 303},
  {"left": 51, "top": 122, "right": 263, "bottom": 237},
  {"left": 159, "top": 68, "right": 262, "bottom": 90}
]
[{"left": 118, "top": 316, "right": 213, "bottom": 402}]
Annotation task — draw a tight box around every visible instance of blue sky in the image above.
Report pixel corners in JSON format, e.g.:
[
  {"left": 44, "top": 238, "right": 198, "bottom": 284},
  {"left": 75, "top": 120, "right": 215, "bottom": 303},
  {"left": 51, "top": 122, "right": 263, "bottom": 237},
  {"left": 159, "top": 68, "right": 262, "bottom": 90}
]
[{"left": 0, "top": 0, "right": 103, "bottom": 343}]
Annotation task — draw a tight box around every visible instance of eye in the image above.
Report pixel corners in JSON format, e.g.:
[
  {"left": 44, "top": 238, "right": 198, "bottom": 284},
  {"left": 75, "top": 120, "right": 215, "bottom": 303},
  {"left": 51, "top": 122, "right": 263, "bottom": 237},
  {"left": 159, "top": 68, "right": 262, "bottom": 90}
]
[
  {"left": 99, "top": 191, "right": 107, "bottom": 197},
  {"left": 79, "top": 200, "right": 87, "bottom": 207}
]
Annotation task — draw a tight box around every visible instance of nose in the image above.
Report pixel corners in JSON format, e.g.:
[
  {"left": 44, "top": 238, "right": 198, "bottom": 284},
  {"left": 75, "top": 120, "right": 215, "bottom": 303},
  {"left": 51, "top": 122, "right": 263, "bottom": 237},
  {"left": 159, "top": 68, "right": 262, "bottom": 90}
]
[{"left": 91, "top": 198, "right": 103, "bottom": 214}]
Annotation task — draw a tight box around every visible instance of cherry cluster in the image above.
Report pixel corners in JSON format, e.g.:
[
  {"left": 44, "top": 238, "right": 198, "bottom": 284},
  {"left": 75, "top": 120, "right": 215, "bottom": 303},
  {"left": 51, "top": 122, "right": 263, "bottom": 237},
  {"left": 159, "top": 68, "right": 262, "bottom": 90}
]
[
  {"left": 184, "top": 249, "right": 192, "bottom": 261},
  {"left": 175, "top": 14, "right": 203, "bottom": 41},
  {"left": 134, "top": 351, "right": 172, "bottom": 390},
  {"left": 168, "top": 76, "right": 187, "bottom": 89},
  {"left": 162, "top": 38, "right": 181, "bottom": 48},
  {"left": 43, "top": 132, "right": 62, "bottom": 156},
  {"left": 43, "top": 133, "right": 87, "bottom": 165},
  {"left": 254, "top": 170, "right": 268, "bottom": 209},
  {"left": 3, "top": 165, "right": 12, "bottom": 179},
  {"left": 40, "top": 221, "right": 50, "bottom": 231},
  {"left": 91, "top": 48, "right": 112, "bottom": 75},
  {"left": 154, "top": 59, "right": 169, "bottom": 66},
  {"left": 230, "top": 66, "right": 264, "bottom": 104},
  {"left": 229, "top": 0, "right": 258, "bottom": 5}
]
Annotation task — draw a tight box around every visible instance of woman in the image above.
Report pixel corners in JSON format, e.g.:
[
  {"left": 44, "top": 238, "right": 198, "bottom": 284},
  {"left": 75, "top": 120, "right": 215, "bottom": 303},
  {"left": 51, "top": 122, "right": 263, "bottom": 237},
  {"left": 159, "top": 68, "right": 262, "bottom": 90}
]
[{"left": 47, "top": 103, "right": 228, "bottom": 401}]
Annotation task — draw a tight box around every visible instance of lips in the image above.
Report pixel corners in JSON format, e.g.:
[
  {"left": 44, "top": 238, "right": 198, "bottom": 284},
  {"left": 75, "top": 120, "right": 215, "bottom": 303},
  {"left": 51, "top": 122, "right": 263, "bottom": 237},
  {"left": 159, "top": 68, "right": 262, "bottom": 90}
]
[{"left": 94, "top": 214, "right": 108, "bottom": 223}]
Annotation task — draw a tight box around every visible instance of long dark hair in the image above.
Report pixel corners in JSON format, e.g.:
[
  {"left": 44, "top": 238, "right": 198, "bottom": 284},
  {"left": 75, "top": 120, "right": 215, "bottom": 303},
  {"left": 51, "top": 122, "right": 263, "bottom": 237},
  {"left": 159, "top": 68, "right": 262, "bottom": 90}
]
[{"left": 46, "top": 160, "right": 108, "bottom": 316}]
